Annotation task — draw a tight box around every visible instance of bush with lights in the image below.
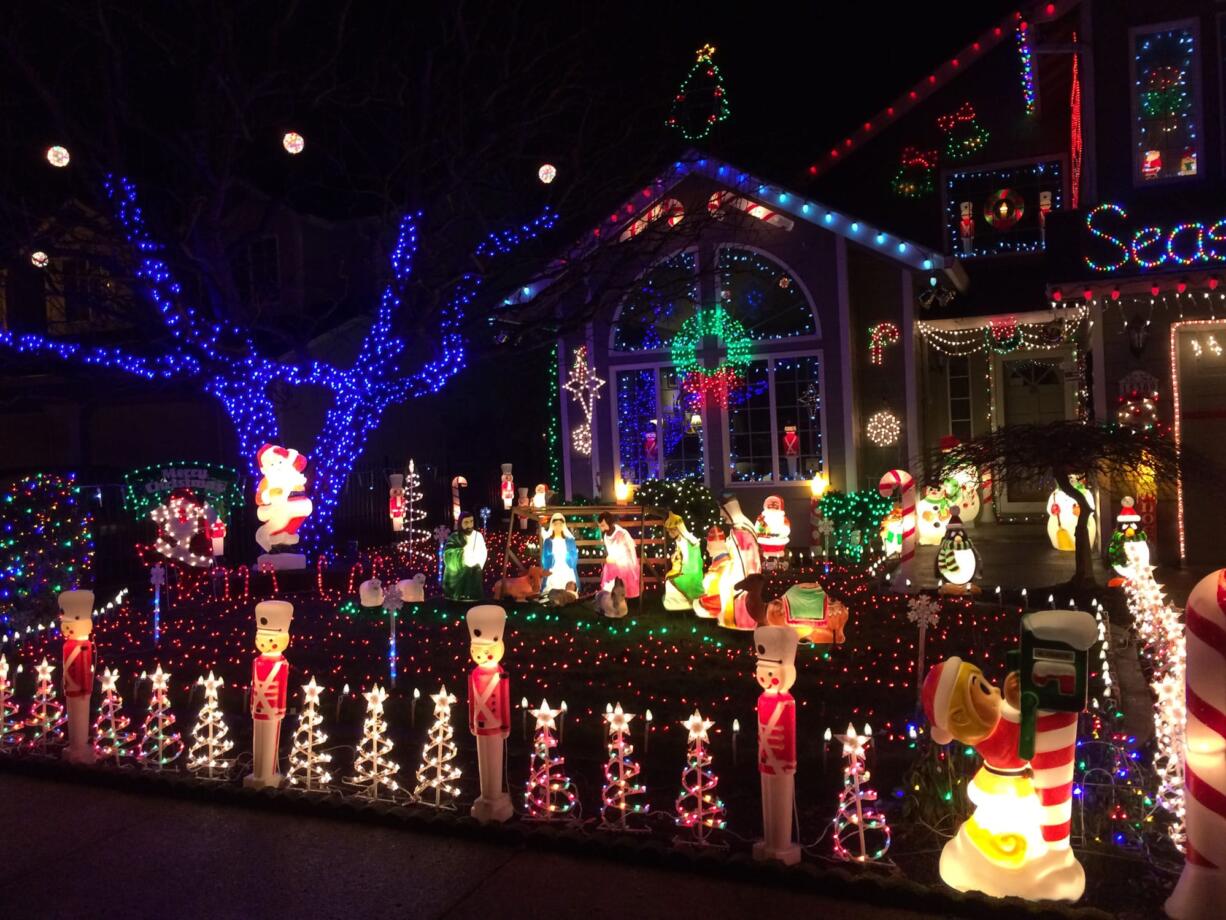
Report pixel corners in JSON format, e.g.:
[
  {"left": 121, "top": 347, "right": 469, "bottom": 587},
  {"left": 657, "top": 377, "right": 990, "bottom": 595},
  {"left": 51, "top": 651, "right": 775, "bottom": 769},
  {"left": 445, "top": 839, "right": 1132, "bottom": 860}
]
[
  {"left": 0, "top": 474, "right": 93, "bottom": 620},
  {"left": 817, "top": 490, "right": 893, "bottom": 563}
]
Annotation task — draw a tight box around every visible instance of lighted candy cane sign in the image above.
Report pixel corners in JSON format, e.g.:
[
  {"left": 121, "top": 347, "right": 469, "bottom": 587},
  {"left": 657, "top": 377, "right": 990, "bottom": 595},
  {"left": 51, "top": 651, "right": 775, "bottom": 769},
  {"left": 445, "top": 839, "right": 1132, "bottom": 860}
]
[
  {"left": 868, "top": 322, "right": 901, "bottom": 366},
  {"left": 1085, "top": 203, "right": 1226, "bottom": 272}
]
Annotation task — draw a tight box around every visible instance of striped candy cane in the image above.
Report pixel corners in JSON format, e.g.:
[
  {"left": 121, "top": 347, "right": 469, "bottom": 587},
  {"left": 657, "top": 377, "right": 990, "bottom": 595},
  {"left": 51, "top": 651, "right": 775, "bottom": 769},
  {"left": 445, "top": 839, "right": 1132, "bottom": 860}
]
[
  {"left": 878, "top": 470, "right": 916, "bottom": 587},
  {"left": 1032, "top": 710, "right": 1079, "bottom": 850},
  {"left": 451, "top": 476, "right": 468, "bottom": 528},
  {"left": 979, "top": 468, "right": 995, "bottom": 523},
  {"left": 1167, "top": 569, "right": 1226, "bottom": 919}
]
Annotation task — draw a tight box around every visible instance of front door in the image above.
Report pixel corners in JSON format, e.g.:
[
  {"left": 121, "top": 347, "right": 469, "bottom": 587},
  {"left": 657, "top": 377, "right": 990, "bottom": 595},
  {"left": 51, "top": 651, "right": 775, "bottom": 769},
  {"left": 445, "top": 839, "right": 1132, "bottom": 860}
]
[{"left": 995, "top": 353, "right": 1076, "bottom": 512}]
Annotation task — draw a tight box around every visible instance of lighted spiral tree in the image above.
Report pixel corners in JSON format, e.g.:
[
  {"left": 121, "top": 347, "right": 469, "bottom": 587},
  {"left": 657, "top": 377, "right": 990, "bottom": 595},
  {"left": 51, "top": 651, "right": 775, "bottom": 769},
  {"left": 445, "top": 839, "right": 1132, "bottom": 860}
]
[
  {"left": 0, "top": 656, "right": 22, "bottom": 749},
  {"left": 92, "top": 667, "right": 134, "bottom": 765},
  {"left": 601, "top": 703, "right": 649, "bottom": 830},
  {"left": 674, "top": 710, "right": 726, "bottom": 846},
  {"left": 346, "top": 685, "right": 402, "bottom": 802},
  {"left": 412, "top": 685, "right": 462, "bottom": 808},
  {"left": 524, "top": 699, "right": 577, "bottom": 821},
  {"left": 832, "top": 724, "right": 891, "bottom": 863},
  {"left": 0, "top": 175, "right": 556, "bottom": 549},
  {"left": 138, "top": 665, "right": 184, "bottom": 770},
  {"left": 24, "top": 658, "right": 66, "bottom": 754},
  {"left": 402, "top": 460, "right": 430, "bottom": 552},
  {"left": 286, "top": 677, "right": 334, "bottom": 793},
  {"left": 187, "top": 671, "right": 235, "bottom": 780}
]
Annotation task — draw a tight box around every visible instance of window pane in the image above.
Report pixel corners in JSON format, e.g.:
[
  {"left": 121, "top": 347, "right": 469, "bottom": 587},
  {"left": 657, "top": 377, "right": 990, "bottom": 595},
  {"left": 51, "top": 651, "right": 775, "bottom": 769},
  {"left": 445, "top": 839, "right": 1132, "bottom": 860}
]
[
  {"left": 717, "top": 248, "right": 814, "bottom": 340},
  {"left": 660, "top": 369, "right": 704, "bottom": 479},
  {"left": 772, "top": 355, "right": 823, "bottom": 481},
  {"left": 728, "top": 361, "right": 774, "bottom": 481},
  {"left": 949, "top": 377, "right": 970, "bottom": 399},
  {"left": 616, "top": 369, "right": 658, "bottom": 483},
  {"left": 612, "top": 251, "right": 698, "bottom": 351},
  {"left": 1134, "top": 24, "right": 1199, "bottom": 182}
]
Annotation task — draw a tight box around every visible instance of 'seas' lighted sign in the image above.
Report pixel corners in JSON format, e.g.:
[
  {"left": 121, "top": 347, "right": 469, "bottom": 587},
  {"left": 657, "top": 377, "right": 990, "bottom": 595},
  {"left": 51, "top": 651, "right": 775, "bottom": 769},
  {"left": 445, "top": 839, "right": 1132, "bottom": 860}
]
[{"left": 1084, "top": 203, "right": 1226, "bottom": 272}]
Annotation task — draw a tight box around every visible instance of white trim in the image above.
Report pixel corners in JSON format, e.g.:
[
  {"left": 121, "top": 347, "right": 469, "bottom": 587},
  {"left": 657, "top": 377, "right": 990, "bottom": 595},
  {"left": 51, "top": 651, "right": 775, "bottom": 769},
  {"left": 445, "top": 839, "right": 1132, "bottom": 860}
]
[{"left": 836, "top": 237, "right": 857, "bottom": 492}]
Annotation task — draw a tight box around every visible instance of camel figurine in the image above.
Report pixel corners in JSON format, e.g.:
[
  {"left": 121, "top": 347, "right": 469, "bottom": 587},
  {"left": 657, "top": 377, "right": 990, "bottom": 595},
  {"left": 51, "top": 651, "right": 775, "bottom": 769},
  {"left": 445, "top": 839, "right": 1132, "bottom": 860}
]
[{"left": 736, "top": 574, "right": 850, "bottom": 646}]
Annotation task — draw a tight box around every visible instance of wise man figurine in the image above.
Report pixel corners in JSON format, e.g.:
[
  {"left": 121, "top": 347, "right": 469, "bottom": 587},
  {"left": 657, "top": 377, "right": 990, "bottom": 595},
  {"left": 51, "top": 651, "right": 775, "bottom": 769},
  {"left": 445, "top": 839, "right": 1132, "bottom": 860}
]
[
  {"left": 753, "top": 625, "right": 801, "bottom": 865},
  {"left": 443, "top": 511, "right": 487, "bottom": 600},
  {"left": 246, "top": 600, "right": 293, "bottom": 790},
  {"left": 467, "top": 605, "right": 513, "bottom": 823},
  {"left": 59, "top": 589, "right": 96, "bottom": 764}
]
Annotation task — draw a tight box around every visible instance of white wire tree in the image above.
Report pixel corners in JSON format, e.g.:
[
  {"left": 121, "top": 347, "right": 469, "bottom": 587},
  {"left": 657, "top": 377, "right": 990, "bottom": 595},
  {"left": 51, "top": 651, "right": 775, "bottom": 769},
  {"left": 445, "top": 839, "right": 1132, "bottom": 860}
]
[
  {"left": 187, "top": 671, "right": 234, "bottom": 780},
  {"left": 138, "top": 665, "right": 184, "bottom": 771},
  {"left": 346, "top": 685, "right": 401, "bottom": 801},
  {"left": 286, "top": 677, "right": 333, "bottom": 793},
  {"left": 403, "top": 460, "right": 430, "bottom": 551},
  {"left": 412, "top": 685, "right": 462, "bottom": 808},
  {"left": 524, "top": 699, "right": 577, "bottom": 822},
  {"left": 0, "top": 655, "right": 23, "bottom": 749},
  {"left": 25, "top": 658, "right": 66, "bottom": 755},
  {"left": 93, "top": 666, "right": 135, "bottom": 764}
]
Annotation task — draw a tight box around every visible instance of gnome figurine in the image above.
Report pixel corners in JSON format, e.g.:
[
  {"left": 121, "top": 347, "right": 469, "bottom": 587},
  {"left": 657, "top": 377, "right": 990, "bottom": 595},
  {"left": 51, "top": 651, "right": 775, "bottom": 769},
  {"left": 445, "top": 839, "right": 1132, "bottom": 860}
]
[
  {"left": 59, "top": 589, "right": 96, "bottom": 764},
  {"left": 467, "top": 605, "right": 513, "bottom": 823},
  {"left": 753, "top": 625, "right": 802, "bottom": 866},
  {"left": 245, "top": 600, "right": 293, "bottom": 790}
]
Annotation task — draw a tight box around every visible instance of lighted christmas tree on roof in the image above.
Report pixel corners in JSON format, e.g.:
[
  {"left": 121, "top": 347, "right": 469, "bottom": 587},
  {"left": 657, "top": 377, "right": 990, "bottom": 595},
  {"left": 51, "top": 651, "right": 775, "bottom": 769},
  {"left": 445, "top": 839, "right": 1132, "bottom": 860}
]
[{"left": 665, "top": 44, "right": 730, "bottom": 142}]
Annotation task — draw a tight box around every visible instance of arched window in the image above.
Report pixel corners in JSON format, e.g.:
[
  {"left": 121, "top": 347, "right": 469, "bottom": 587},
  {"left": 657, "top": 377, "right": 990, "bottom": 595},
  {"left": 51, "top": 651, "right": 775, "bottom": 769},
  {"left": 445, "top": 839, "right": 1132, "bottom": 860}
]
[
  {"left": 716, "top": 247, "right": 816, "bottom": 340},
  {"left": 610, "top": 250, "right": 698, "bottom": 352}
]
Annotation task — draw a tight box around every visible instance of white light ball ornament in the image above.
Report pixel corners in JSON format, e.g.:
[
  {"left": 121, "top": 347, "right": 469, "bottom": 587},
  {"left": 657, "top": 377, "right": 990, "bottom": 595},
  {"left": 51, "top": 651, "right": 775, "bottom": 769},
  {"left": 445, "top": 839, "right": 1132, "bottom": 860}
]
[
  {"left": 46, "top": 146, "right": 71, "bottom": 168},
  {"left": 31, "top": 251, "right": 49, "bottom": 268},
  {"left": 537, "top": 163, "right": 557, "bottom": 185},
  {"left": 866, "top": 410, "right": 901, "bottom": 447},
  {"left": 282, "top": 132, "right": 305, "bottom": 155}
]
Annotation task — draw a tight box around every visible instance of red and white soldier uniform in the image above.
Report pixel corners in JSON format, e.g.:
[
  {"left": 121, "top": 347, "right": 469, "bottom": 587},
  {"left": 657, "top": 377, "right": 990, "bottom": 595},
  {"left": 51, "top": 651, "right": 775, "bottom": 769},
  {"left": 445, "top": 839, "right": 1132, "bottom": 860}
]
[
  {"left": 59, "top": 590, "right": 96, "bottom": 764},
  {"left": 388, "top": 473, "right": 406, "bottom": 532},
  {"left": 245, "top": 600, "right": 293, "bottom": 790},
  {"left": 467, "top": 605, "right": 514, "bottom": 823},
  {"left": 753, "top": 625, "right": 801, "bottom": 865}
]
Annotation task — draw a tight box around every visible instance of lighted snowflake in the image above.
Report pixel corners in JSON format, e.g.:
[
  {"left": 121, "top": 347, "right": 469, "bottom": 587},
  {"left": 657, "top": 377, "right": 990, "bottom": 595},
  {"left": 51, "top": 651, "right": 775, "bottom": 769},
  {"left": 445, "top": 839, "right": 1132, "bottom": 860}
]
[
  {"left": 906, "top": 595, "right": 941, "bottom": 629},
  {"left": 866, "top": 409, "right": 901, "bottom": 446}
]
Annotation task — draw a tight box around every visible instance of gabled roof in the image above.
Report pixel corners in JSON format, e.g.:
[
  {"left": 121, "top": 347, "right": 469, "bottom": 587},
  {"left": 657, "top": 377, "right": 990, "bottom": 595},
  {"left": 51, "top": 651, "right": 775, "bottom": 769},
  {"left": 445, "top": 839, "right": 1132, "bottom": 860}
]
[
  {"left": 805, "top": 0, "right": 1080, "bottom": 179},
  {"left": 507, "top": 151, "right": 948, "bottom": 308}
]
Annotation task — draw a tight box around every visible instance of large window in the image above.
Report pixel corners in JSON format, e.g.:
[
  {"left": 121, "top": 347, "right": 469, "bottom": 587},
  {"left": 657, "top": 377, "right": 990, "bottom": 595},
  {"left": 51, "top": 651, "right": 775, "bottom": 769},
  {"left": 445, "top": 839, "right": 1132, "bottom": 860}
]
[
  {"left": 615, "top": 367, "right": 705, "bottom": 482},
  {"left": 611, "top": 251, "right": 698, "bottom": 352},
  {"left": 728, "top": 355, "right": 822, "bottom": 482},
  {"left": 1133, "top": 22, "right": 1200, "bottom": 183},
  {"left": 948, "top": 355, "right": 973, "bottom": 440},
  {"left": 717, "top": 247, "right": 814, "bottom": 339}
]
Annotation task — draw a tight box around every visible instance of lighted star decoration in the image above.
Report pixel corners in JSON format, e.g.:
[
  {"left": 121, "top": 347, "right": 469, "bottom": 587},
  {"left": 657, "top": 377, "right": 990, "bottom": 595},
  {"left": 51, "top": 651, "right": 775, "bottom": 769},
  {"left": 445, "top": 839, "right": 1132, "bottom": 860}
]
[
  {"left": 682, "top": 710, "right": 714, "bottom": 744},
  {"left": 563, "top": 345, "right": 605, "bottom": 456},
  {"left": 431, "top": 685, "right": 457, "bottom": 712},
  {"left": 365, "top": 684, "right": 389, "bottom": 713},
  {"left": 0, "top": 655, "right": 9, "bottom": 683},
  {"left": 835, "top": 723, "right": 869, "bottom": 760},
  {"left": 149, "top": 665, "right": 171, "bottom": 693},
  {"left": 197, "top": 670, "right": 225, "bottom": 696},
  {"left": 532, "top": 698, "right": 561, "bottom": 732},
  {"left": 604, "top": 702, "right": 635, "bottom": 736},
  {"left": 302, "top": 677, "right": 324, "bottom": 706},
  {"left": 798, "top": 383, "right": 821, "bottom": 421},
  {"left": 906, "top": 595, "right": 941, "bottom": 629},
  {"left": 35, "top": 658, "right": 55, "bottom": 685}
]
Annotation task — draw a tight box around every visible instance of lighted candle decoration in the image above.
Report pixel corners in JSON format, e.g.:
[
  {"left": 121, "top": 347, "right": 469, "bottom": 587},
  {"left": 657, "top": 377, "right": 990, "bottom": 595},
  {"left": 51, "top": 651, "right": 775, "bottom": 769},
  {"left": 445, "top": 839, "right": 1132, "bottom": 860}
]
[
  {"left": 413, "top": 686, "right": 462, "bottom": 809},
  {"left": 809, "top": 472, "right": 829, "bottom": 546}
]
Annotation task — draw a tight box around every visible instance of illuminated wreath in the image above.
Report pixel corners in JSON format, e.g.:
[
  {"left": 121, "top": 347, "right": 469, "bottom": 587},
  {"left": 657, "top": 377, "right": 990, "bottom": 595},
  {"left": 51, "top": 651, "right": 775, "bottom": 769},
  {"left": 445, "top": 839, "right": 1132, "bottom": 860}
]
[{"left": 669, "top": 305, "right": 753, "bottom": 405}]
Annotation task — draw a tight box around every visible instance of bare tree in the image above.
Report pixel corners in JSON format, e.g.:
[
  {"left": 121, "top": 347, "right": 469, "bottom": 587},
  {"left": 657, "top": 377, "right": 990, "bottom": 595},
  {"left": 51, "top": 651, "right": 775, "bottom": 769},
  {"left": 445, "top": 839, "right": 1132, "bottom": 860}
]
[{"left": 924, "top": 422, "right": 1189, "bottom": 587}]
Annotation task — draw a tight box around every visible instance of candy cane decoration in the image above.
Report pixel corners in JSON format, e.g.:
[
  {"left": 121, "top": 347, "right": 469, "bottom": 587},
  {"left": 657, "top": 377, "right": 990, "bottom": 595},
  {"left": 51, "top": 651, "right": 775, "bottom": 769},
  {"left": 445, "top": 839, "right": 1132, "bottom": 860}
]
[
  {"left": 706, "top": 191, "right": 795, "bottom": 231},
  {"left": 878, "top": 470, "right": 916, "bottom": 587},
  {"left": 1167, "top": 569, "right": 1226, "bottom": 919},
  {"left": 1032, "top": 709, "right": 1080, "bottom": 857},
  {"left": 618, "top": 198, "right": 684, "bottom": 242},
  {"left": 868, "top": 322, "right": 900, "bottom": 366},
  {"left": 451, "top": 476, "right": 468, "bottom": 528}
]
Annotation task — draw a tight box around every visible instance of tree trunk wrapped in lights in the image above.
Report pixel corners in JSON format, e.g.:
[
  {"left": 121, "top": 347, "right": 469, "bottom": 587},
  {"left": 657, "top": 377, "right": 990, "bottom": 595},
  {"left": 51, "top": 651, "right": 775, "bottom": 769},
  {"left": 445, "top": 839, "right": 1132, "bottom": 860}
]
[
  {"left": 524, "top": 699, "right": 577, "bottom": 821},
  {"left": 25, "top": 658, "right": 66, "bottom": 755},
  {"left": 138, "top": 665, "right": 184, "bottom": 770},
  {"left": 413, "top": 686, "right": 461, "bottom": 808},
  {"left": 92, "top": 666, "right": 135, "bottom": 764},
  {"left": 346, "top": 685, "right": 401, "bottom": 801},
  {"left": 187, "top": 671, "right": 235, "bottom": 780},
  {"left": 674, "top": 710, "right": 726, "bottom": 846},
  {"left": 285, "top": 677, "right": 333, "bottom": 793}
]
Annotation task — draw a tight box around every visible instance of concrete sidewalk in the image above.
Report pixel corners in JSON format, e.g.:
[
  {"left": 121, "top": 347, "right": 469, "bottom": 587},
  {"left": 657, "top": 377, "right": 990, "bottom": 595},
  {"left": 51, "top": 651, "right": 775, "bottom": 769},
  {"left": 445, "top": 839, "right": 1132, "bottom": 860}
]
[{"left": 0, "top": 773, "right": 927, "bottom": 920}]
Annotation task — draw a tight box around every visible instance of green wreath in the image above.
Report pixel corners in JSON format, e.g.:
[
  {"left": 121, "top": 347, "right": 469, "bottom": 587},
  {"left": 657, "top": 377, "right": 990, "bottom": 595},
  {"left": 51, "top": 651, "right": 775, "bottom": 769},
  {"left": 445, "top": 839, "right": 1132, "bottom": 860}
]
[{"left": 670, "top": 305, "right": 752, "bottom": 383}]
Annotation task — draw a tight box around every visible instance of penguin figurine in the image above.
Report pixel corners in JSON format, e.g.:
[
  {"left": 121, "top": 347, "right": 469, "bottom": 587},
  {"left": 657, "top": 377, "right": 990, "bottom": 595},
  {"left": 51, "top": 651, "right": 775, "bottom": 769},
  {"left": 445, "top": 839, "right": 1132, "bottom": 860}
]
[{"left": 936, "top": 509, "right": 981, "bottom": 594}]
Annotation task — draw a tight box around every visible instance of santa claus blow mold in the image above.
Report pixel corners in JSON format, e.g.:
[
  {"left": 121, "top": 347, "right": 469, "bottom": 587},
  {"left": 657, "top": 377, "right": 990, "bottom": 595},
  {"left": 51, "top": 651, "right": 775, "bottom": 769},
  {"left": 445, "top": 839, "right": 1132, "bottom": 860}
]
[
  {"left": 756, "top": 496, "right": 791, "bottom": 569},
  {"left": 467, "top": 605, "right": 513, "bottom": 823},
  {"left": 60, "top": 589, "right": 96, "bottom": 764},
  {"left": 245, "top": 600, "right": 293, "bottom": 790},
  {"left": 254, "top": 444, "right": 313, "bottom": 569}
]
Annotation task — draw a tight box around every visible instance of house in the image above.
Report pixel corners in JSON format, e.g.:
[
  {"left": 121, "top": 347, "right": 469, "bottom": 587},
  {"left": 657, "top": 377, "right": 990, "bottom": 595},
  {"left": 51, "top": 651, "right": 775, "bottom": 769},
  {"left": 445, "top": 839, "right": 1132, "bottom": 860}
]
[{"left": 542, "top": 0, "right": 1224, "bottom": 566}]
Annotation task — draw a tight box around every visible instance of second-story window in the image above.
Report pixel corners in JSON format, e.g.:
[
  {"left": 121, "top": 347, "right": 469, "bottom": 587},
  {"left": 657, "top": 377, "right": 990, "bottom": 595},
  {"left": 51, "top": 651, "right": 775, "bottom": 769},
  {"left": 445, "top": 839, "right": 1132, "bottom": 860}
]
[{"left": 1132, "top": 22, "right": 1200, "bottom": 183}]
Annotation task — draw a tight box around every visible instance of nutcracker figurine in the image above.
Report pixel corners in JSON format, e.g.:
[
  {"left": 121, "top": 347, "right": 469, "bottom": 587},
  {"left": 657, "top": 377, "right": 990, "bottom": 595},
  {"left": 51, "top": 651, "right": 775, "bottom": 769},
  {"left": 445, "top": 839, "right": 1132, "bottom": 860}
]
[
  {"left": 959, "top": 201, "right": 975, "bottom": 255},
  {"left": 245, "top": 600, "right": 293, "bottom": 790},
  {"left": 781, "top": 424, "right": 800, "bottom": 479},
  {"left": 1038, "top": 191, "right": 1052, "bottom": 246},
  {"left": 467, "top": 605, "right": 513, "bottom": 823},
  {"left": 753, "top": 625, "right": 801, "bottom": 865},
  {"left": 208, "top": 519, "right": 227, "bottom": 557},
  {"left": 59, "top": 589, "right": 96, "bottom": 764},
  {"left": 388, "top": 474, "right": 406, "bottom": 532},
  {"left": 500, "top": 463, "right": 515, "bottom": 511}
]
